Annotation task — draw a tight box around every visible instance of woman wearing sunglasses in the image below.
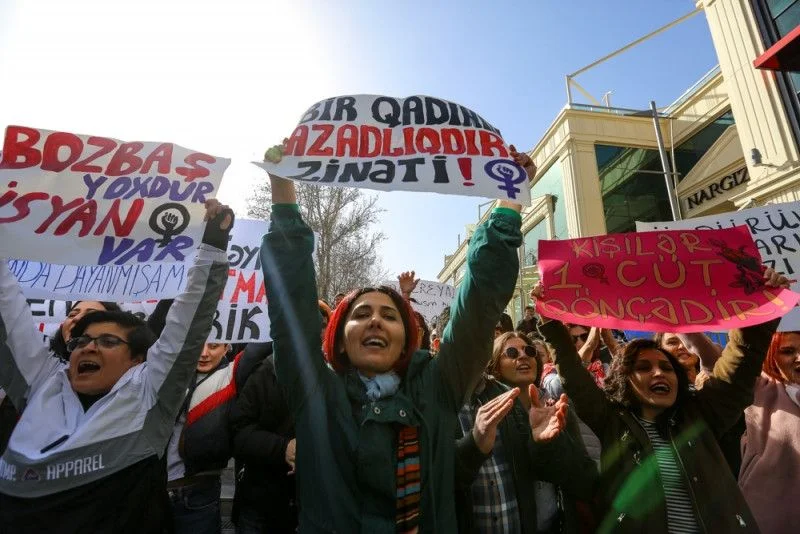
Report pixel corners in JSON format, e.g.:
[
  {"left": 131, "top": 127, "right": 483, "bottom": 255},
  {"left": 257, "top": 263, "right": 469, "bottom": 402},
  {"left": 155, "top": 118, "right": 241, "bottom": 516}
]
[
  {"left": 455, "top": 331, "right": 598, "bottom": 534},
  {"left": 0, "top": 200, "right": 233, "bottom": 534}
]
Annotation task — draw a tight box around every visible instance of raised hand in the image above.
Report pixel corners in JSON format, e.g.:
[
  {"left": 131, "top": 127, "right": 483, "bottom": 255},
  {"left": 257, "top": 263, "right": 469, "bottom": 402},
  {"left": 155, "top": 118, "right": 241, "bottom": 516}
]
[
  {"left": 528, "top": 385, "right": 568, "bottom": 442},
  {"left": 264, "top": 138, "right": 289, "bottom": 163},
  {"left": 398, "top": 270, "right": 419, "bottom": 298},
  {"left": 472, "top": 387, "right": 520, "bottom": 454},
  {"left": 201, "top": 199, "right": 235, "bottom": 250},
  {"left": 264, "top": 138, "right": 297, "bottom": 205},
  {"left": 285, "top": 438, "right": 296, "bottom": 475},
  {"left": 509, "top": 144, "right": 537, "bottom": 182},
  {"left": 763, "top": 266, "right": 791, "bottom": 289}
]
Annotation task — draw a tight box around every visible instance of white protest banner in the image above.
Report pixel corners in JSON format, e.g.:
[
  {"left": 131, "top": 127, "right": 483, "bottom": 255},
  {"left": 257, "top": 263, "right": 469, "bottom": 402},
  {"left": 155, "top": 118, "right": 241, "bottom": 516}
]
[
  {"left": 0, "top": 126, "right": 229, "bottom": 266},
  {"left": 382, "top": 279, "right": 455, "bottom": 327},
  {"left": 254, "top": 95, "right": 532, "bottom": 205},
  {"left": 636, "top": 201, "right": 800, "bottom": 330},
  {"left": 8, "top": 260, "right": 188, "bottom": 301},
  {"left": 24, "top": 219, "right": 273, "bottom": 343}
]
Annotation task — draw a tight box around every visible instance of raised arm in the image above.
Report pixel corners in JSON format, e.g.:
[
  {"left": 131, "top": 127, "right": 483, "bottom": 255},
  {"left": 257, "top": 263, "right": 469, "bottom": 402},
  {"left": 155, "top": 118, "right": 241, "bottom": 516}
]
[
  {"left": 537, "top": 318, "right": 611, "bottom": 436},
  {"left": 144, "top": 201, "right": 232, "bottom": 413},
  {"left": 678, "top": 332, "right": 721, "bottom": 372},
  {"left": 695, "top": 267, "right": 787, "bottom": 436},
  {"left": 0, "top": 261, "right": 61, "bottom": 407},
  {"left": 435, "top": 145, "right": 530, "bottom": 409},
  {"left": 259, "top": 167, "right": 324, "bottom": 412}
]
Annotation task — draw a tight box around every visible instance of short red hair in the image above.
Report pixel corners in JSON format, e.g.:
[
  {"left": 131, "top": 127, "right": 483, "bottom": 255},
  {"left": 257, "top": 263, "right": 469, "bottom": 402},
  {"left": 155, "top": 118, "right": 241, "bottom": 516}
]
[
  {"left": 322, "top": 286, "right": 419, "bottom": 375},
  {"left": 763, "top": 330, "right": 800, "bottom": 382}
]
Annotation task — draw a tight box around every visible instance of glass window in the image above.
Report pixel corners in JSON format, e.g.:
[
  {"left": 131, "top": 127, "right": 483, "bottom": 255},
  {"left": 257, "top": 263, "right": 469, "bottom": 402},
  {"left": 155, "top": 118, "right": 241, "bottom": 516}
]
[
  {"left": 595, "top": 144, "right": 674, "bottom": 234},
  {"left": 522, "top": 219, "right": 548, "bottom": 267},
  {"left": 755, "top": 0, "right": 800, "bottom": 147},
  {"left": 673, "top": 110, "right": 735, "bottom": 180},
  {"left": 530, "top": 162, "right": 568, "bottom": 239}
]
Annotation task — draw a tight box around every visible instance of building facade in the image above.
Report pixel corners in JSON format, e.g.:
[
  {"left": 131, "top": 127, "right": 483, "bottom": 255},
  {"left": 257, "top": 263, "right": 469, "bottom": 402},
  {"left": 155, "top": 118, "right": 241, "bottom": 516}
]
[{"left": 438, "top": 0, "right": 800, "bottom": 323}]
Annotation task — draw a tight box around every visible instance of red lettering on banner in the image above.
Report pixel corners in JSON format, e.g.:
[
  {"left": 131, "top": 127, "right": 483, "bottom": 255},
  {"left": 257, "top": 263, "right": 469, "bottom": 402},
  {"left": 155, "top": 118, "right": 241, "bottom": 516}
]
[
  {"left": 307, "top": 125, "right": 334, "bottom": 156},
  {"left": 0, "top": 192, "right": 49, "bottom": 222},
  {"left": 335, "top": 125, "right": 358, "bottom": 157},
  {"left": 140, "top": 143, "right": 174, "bottom": 175},
  {"left": 1, "top": 128, "right": 216, "bottom": 178},
  {"left": 358, "top": 126, "right": 381, "bottom": 157},
  {"left": 53, "top": 200, "right": 97, "bottom": 237},
  {"left": 232, "top": 272, "right": 257, "bottom": 302},
  {"left": 0, "top": 126, "right": 42, "bottom": 169},
  {"left": 33, "top": 196, "right": 85, "bottom": 234},
  {"left": 72, "top": 137, "right": 118, "bottom": 173},
  {"left": 41, "top": 132, "right": 83, "bottom": 172},
  {"left": 441, "top": 129, "right": 466, "bottom": 154},
  {"left": 478, "top": 131, "right": 508, "bottom": 157},
  {"left": 93, "top": 198, "right": 144, "bottom": 237},
  {"left": 285, "top": 126, "right": 309, "bottom": 156},
  {"left": 105, "top": 142, "right": 144, "bottom": 176},
  {"left": 176, "top": 153, "right": 215, "bottom": 182}
]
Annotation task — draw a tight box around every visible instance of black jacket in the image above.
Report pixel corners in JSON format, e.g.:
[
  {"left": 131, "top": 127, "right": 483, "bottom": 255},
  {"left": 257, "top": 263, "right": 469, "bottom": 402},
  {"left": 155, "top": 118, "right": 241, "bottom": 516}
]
[
  {"left": 229, "top": 351, "right": 297, "bottom": 531},
  {"left": 455, "top": 378, "right": 598, "bottom": 534}
]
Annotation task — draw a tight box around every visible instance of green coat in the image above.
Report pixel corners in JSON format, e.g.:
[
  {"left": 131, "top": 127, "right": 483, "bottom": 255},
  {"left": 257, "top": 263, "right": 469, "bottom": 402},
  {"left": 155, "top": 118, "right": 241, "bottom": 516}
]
[
  {"left": 539, "top": 319, "right": 777, "bottom": 534},
  {"left": 260, "top": 204, "right": 522, "bottom": 533}
]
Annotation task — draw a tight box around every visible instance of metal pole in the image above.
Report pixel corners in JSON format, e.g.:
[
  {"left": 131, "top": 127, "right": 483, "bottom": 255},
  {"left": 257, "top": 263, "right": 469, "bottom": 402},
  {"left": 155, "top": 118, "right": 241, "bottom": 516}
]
[
  {"left": 568, "top": 8, "right": 702, "bottom": 78},
  {"left": 518, "top": 243, "right": 526, "bottom": 321},
  {"left": 651, "top": 101, "right": 681, "bottom": 221},
  {"left": 565, "top": 76, "right": 573, "bottom": 106}
]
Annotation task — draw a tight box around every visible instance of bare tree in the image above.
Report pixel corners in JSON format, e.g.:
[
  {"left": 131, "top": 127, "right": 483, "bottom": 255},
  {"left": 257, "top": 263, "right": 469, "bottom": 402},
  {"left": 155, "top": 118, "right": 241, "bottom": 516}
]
[{"left": 248, "top": 180, "right": 388, "bottom": 302}]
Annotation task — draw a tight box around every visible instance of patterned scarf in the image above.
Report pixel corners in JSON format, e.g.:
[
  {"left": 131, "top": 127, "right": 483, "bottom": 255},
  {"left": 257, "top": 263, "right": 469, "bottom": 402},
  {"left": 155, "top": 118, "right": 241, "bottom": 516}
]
[
  {"left": 395, "top": 425, "right": 421, "bottom": 533},
  {"left": 586, "top": 359, "right": 606, "bottom": 388}
]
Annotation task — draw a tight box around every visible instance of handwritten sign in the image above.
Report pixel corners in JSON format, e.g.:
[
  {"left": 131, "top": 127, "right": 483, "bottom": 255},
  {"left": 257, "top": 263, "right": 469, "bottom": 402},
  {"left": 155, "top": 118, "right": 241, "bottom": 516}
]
[
  {"left": 253, "top": 95, "right": 531, "bottom": 204},
  {"left": 21, "top": 219, "right": 272, "bottom": 343},
  {"left": 0, "top": 126, "right": 229, "bottom": 266},
  {"left": 382, "top": 279, "right": 455, "bottom": 327},
  {"left": 636, "top": 201, "right": 800, "bottom": 330},
  {"left": 536, "top": 227, "right": 800, "bottom": 332}
]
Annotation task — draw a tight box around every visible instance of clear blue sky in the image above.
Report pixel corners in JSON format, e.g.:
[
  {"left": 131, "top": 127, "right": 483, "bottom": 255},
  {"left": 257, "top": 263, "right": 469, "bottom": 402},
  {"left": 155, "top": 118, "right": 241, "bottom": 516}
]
[{"left": 0, "top": 0, "right": 718, "bottom": 281}]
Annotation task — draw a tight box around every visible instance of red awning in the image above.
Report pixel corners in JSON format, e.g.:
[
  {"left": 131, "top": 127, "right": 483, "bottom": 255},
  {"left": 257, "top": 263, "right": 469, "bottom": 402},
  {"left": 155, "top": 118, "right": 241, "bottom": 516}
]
[{"left": 753, "top": 23, "right": 800, "bottom": 71}]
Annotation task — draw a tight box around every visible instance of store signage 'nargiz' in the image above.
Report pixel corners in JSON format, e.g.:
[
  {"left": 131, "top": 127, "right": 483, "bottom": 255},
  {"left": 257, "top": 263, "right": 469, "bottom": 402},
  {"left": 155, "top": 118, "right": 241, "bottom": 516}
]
[{"left": 685, "top": 167, "right": 749, "bottom": 210}]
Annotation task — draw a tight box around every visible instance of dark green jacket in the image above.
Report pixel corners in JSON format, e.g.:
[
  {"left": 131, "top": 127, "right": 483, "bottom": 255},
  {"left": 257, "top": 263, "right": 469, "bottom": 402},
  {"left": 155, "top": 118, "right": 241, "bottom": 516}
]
[
  {"left": 540, "top": 319, "right": 778, "bottom": 534},
  {"left": 454, "top": 377, "right": 598, "bottom": 534},
  {"left": 261, "top": 204, "right": 522, "bottom": 533}
]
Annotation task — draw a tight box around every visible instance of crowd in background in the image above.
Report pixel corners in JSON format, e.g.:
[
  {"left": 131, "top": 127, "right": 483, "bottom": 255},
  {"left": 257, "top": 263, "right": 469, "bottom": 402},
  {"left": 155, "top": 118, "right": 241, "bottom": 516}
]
[{"left": 0, "top": 146, "right": 798, "bottom": 534}]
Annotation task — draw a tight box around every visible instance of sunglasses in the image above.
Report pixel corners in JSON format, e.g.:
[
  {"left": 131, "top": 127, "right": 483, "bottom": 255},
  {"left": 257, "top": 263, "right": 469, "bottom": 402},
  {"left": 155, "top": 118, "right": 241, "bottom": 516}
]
[
  {"left": 571, "top": 333, "right": 589, "bottom": 343},
  {"left": 67, "top": 334, "right": 130, "bottom": 353},
  {"left": 504, "top": 345, "right": 537, "bottom": 359}
]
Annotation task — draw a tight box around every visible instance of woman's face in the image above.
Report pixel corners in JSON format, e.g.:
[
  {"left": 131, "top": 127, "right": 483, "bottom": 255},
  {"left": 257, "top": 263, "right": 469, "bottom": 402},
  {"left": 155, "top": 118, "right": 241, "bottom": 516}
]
[
  {"left": 660, "top": 333, "right": 699, "bottom": 371},
  {"left": 534, "top": 342, "right": 551, "bottom": 364},
  {"left": 776, "top": 333, "right": 800, "bottom": 384},
  {"left": 61, "top": 301, "right": 108, "bottom": 341},
  {"left": 628, "top": 348, "right": 678, "bottom": 417},
  {"left": 341, "top": 291, "right": 406, "bottom": 377},
  {"left": 496, "top": 337, "right": 538, "bottom": 388},
  {"left": 197, "top": 342, "right": 229, "bottom": 373},
  {"left": 569, "top": 326, "right": 590, "bottom": 351}
]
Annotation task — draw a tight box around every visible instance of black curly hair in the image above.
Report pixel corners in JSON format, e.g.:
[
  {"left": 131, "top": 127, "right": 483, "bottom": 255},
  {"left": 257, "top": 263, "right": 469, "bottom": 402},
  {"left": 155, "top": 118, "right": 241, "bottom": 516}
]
[{"left": 603, "top": 338, "right": 691, "bottom": 434}]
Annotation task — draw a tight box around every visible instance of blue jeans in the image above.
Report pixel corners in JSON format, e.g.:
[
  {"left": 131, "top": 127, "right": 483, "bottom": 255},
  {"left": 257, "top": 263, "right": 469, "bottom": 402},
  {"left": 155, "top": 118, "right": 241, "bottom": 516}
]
[{"left": 169, "top": 477, "right": 222, "bottom": 534}]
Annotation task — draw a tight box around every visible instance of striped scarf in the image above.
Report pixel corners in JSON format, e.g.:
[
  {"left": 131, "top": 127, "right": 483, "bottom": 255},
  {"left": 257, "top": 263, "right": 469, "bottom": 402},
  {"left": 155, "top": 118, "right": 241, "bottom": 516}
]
[{"left": 395, "top": 425, "right": 421, "bottom": 533}]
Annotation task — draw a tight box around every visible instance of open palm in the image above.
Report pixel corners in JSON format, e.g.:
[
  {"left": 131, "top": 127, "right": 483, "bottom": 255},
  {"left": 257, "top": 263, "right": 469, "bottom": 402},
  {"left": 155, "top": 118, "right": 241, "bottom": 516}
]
[{"left": 528, "top": 385, "right": 568, "bottom": 442}]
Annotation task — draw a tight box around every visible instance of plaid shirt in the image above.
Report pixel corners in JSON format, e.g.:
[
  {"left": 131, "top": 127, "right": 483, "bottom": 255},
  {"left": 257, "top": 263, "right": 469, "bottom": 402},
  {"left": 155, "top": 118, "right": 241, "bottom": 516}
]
[{"left": 458, "top": 404, "right": 522, "bottom": 534}]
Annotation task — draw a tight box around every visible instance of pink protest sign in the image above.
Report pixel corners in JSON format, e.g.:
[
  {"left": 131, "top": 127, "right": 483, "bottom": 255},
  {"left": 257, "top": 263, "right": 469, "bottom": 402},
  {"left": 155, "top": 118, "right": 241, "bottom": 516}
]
[{"left": 536, "top": 226, "right": 800, "bottom": 333}]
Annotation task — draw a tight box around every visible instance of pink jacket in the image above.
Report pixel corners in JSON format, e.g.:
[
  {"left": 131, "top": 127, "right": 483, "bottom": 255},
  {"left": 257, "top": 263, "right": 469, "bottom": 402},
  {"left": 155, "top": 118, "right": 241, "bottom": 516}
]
[{"left": 739, "top": 373, "right": 800, "bottom": 534}]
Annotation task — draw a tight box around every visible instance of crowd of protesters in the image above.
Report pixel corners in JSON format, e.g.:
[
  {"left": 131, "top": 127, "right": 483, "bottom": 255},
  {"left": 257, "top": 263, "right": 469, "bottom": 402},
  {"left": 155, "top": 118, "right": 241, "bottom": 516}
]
[{"left": 0, "top": 142, "right": 798, "bottom": 534}]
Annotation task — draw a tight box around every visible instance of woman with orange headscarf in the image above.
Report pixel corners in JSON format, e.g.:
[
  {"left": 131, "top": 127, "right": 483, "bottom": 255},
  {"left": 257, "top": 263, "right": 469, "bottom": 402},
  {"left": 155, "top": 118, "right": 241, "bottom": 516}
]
[{"left": 739, "top": 330, "right": 800, "bottom": 534}]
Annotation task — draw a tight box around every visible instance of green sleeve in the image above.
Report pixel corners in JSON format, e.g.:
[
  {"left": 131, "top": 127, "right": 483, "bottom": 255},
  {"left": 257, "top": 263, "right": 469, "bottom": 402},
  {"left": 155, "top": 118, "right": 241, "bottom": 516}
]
[
  {"left": 260, "top": 204, "right": 323, "bottom": 412},
  {"left": 697, "top": 318, "right": 779, "bottom": 437},
  {"left": 436, "top": 208, "right": 522, "bottom": 409}
]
